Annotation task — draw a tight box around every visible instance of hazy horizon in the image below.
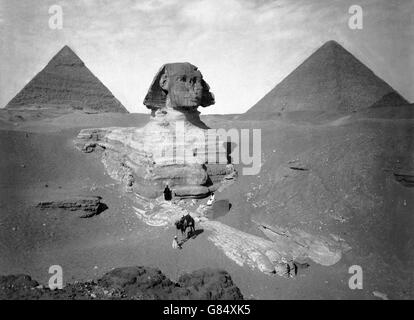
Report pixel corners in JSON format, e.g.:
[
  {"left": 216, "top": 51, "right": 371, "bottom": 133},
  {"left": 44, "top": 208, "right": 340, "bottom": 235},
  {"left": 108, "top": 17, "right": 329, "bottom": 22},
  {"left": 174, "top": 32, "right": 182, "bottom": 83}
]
[{"left": 1, "top": 0, "right": 413, "bottom": 114}]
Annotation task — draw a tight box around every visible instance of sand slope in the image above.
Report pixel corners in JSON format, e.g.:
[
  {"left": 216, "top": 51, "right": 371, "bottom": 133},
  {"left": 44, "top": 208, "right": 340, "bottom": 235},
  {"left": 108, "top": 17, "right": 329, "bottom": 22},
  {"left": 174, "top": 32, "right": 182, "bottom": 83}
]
[
  {"left": 242, "top": 41, "right": 408, "bottom": 120},
  {"left": 0, "top": 111, "right": 413, "bottom": 299}
]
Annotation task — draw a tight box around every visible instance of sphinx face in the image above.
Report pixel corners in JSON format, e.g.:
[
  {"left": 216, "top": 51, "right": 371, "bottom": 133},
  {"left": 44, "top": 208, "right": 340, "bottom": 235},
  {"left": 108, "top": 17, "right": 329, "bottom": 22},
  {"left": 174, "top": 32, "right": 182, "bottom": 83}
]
[
  {"left": 162, "top": 64, "right": 203, "bottom": 108},
  {"left": 144, "top": 62, "right": 215, "bottom": 110},
  {"left": 168, "top": 71, "right": 204, "bottom": 108},
  {"left": 159, "top": 63, "right": 214, "bottom": 109}
]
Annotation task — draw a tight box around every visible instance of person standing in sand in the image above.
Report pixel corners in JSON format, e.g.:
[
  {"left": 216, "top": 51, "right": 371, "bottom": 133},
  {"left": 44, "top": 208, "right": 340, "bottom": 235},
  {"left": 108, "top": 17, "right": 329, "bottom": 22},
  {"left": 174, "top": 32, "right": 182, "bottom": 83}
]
[
  {"left": 172, "top": 236, "right": 181, "bottom": 249},
  {"left": 163, "top": 184, "right": 172, "bottom": 201},
  {"left": 206, "top": 192, "right": 215, "bottom": 206}
]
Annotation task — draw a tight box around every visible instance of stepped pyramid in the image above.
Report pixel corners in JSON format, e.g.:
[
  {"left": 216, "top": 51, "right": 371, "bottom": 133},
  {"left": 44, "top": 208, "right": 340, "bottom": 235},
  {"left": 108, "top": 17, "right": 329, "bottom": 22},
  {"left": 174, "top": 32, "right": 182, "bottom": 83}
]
[
  {"left": 5, "top": 45, "right": 128, "bottom": 113},
  {"left": 243, "top": 40, "right": 408, "bottom": 119}
]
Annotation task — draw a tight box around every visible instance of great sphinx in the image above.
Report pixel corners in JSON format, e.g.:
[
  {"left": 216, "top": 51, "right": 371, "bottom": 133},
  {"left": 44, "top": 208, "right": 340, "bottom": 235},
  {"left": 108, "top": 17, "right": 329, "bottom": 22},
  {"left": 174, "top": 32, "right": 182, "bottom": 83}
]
[{"left": 76, "top": 62, "right": 236, "bottom": 198}]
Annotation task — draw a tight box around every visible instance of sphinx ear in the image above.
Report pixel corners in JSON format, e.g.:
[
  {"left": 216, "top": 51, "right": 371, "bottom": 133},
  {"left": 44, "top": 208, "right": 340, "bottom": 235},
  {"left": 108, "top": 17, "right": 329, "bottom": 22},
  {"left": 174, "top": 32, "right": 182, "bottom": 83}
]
[
  {"left": 143, "top": 65, "right": 167, "bottom": 109},
  {"left": 159, "top": 72, "right": 169, "bottom": 92}
]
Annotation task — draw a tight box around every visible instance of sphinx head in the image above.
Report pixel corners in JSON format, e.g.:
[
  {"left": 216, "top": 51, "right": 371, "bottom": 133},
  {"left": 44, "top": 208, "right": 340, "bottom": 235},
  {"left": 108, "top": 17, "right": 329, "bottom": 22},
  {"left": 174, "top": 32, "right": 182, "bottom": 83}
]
[{"left": 144, "top": 62, "right": 215, "bottom": 111}]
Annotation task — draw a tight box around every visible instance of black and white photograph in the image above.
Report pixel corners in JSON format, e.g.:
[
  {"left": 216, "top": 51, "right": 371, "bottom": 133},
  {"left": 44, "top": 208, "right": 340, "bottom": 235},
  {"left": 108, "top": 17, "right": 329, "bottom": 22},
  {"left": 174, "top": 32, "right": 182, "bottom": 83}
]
[{"left": 0, "top": 0, "right": 413, "bottom": 308}]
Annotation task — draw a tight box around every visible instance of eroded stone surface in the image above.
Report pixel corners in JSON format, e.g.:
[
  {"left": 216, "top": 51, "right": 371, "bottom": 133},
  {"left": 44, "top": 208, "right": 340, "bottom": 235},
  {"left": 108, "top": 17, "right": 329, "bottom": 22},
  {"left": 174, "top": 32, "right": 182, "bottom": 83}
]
[
  {"left": 76, "top": 62, "right": 236, "bottom": 199},
  {"left": 201, "top": 220, "right": 293, "bottom": 276},
  {"left": 129, "top": 195, "right": 347, "bottom": 277},
  {"left": 36, "top": 195, "right": 108, "bottom": 218},
  {"left": 255, "top": 223, "right": 349, "bottom": 266}
]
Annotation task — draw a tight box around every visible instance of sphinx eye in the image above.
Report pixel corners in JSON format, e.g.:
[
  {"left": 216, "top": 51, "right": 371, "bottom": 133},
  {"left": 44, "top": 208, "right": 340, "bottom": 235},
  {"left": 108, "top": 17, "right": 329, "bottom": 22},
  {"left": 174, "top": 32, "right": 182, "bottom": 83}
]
[{"left": 179, "top": 76, "right": 186, "bottom": 82}]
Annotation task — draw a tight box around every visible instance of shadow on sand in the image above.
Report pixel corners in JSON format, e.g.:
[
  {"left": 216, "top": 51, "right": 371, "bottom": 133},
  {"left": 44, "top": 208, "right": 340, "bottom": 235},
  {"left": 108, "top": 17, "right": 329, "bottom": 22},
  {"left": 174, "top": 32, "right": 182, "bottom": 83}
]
[{"left": 178, "top": 228, "right": 204, "bottom": 247}]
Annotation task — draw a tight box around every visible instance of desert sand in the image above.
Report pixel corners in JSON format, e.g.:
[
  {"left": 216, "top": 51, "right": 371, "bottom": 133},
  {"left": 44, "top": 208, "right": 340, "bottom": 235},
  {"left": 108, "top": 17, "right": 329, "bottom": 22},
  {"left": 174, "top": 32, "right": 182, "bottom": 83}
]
[
  {"left": 0, "top": 109, "right": 413, "bottom": 299},
  {"left": 1, "top": 41, "right": 413, "bottom": 300}
]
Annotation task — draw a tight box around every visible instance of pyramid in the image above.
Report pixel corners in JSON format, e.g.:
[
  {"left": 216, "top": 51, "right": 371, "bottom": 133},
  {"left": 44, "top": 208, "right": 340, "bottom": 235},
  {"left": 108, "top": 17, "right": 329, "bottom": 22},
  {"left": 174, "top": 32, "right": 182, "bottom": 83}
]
[
  {"left": 242, "top": 40, "right": 408, "bottom": 119},
  {"left": 5, "top": 45, "right": 128, "bottom": 113}
]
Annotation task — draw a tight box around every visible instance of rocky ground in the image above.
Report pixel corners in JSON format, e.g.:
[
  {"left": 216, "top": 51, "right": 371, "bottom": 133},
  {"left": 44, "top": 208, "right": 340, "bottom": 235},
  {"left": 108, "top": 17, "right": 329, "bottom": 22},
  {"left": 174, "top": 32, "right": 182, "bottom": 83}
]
[
  {"left": 0, "top": 111, "right": 413, "bottom": 299},
  {"left": 0, "top": 266, "right": 243, "bottom": 300}
]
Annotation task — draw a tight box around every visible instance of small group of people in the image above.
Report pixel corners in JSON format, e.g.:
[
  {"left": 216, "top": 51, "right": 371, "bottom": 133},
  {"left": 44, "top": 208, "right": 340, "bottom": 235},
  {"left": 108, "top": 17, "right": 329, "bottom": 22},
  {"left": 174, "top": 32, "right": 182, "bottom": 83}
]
[
  {"left": 171, "top": 192, "right": 216, "bottom": 250},
  {"left": 172, "top": 213, "right": 196, "bottom": 249}
]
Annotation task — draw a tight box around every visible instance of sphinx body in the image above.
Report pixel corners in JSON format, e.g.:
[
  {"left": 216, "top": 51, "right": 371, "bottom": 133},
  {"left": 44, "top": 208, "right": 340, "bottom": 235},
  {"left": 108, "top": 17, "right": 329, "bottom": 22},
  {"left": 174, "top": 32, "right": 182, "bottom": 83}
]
[{"left": 76, "top": 63, "right": 236, "bottom": 198}]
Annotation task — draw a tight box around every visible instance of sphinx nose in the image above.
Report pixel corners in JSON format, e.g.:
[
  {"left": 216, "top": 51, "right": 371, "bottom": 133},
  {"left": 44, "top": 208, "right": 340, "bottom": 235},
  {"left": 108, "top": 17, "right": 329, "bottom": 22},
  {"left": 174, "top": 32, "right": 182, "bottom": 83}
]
[{"left": 193, "top": 82, "right": 203, "bottom": 92}]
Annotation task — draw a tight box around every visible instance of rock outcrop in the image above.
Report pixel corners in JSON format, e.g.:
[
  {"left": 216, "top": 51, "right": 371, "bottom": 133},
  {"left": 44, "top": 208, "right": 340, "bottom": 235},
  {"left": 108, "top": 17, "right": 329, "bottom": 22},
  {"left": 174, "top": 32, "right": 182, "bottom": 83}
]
[
  {"left": 0, "top": 267, "right": 243, "bottom": 300},
  {"left": 36, "top": 195, "right": 108, "bottom": 218},
  {"left": 5, "top": 45, "right": 128, "bottom": 114},
  {"left": 393, "top": 170, "right": 414, "bottom": 188},
  {"left": 130, "top": 195, "right": 348, "bottom": 277},
  {"left": 76, "top": 63, "right": 236, "bottom": 199},
  {"left": 201, "top": 220, "right": 349, "bottom": 277}
]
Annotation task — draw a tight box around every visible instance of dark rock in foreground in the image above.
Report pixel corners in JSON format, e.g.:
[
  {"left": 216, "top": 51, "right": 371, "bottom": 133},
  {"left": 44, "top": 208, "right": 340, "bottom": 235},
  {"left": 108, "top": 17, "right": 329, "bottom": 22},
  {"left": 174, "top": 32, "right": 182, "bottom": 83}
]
[
  {"left": 0, "top": 275, "right": 40, "bottom": 300},
  {"left": 0, "top": 267, "right": 243, "bottom": 300},
  {"left": 393, "top": 171, "right": 414, "bottom": 188},
  {"left": 36, "top": 195, "right": 108, "bottom": 218}
]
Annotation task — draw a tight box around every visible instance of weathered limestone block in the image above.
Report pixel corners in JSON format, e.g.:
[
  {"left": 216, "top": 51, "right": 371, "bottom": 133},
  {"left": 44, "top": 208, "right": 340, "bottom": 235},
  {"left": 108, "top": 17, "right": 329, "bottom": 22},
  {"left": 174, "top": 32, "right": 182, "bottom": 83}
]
[
  {"left": 200, "top": 220, "right": 293, "bottom": 276},
  {"left": 36, "top": 195, "right": 107, "bottom": 218},
  {"left": 173, "top": 185, "right": 210, "bottom": 198},
  {"left": 200, "top": 220, "right": 349, "bottom": 276},
  {"left": 255, "top": 223, "right": 349, "bottom": 266},
  {"left": 152, "top": 164, "right": 208, "bottom": 186}
]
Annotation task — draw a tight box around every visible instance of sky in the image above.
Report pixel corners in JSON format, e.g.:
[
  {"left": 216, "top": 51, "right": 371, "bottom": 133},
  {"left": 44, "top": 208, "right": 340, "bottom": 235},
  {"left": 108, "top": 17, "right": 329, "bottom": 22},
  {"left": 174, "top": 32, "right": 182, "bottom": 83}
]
[{"left": 0, "top": 0, "right": 413, "bottom": 114}]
